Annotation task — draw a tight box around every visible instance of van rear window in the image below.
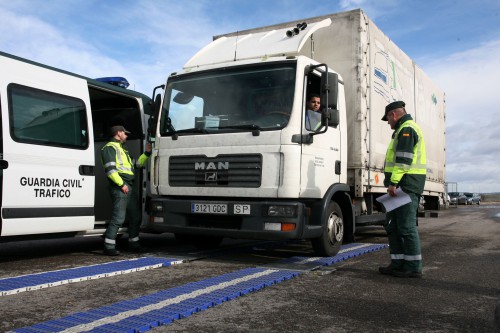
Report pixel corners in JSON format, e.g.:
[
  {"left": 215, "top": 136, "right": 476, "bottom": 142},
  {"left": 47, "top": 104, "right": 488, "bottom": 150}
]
[{"left": 8, "top": 84, "right": 89, "bottom": 149}]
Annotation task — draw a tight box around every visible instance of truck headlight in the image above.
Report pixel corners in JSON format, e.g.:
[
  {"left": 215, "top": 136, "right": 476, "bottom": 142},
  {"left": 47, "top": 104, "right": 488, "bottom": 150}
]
[{"left": 267, "top": 205, "right": 297, "bottom": 217}]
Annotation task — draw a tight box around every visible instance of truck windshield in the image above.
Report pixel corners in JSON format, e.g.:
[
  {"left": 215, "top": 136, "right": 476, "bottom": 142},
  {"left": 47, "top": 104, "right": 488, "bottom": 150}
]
[{"left": 160, "top": 63, "right": 296, "bottom": 136}]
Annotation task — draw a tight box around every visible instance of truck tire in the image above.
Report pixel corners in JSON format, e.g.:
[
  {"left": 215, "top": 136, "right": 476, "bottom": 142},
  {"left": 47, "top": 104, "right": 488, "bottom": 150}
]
[{"left": 311, "top": 201, "right": 344, "bottom": 256}]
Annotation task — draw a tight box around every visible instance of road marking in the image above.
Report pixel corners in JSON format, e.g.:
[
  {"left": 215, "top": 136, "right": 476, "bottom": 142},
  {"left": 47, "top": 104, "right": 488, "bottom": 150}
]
[
  {"left": 10, "top": 243, "right": 388, "bottom": 333},
  {"left": 0, "top": 257, "right": 182, "bottom": 296},
  {"left": 282, "top": 243, "right": 387, "bottom": 266},
  {"left": 59, "top": 269, "right": 281, "bottom": 333}
]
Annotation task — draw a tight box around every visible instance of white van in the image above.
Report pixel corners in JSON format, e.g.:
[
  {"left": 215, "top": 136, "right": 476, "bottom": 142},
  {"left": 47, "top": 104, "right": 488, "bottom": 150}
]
[{"left": 0, "top": 51, "right": 152, "bottom": 241}]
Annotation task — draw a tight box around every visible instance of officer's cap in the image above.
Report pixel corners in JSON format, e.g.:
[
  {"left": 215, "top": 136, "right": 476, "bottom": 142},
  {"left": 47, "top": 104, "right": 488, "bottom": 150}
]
[
  {"left": 382, "top": 101, "right": 405, "bottom": 121},
  {"left": 111, "top": 125, "right": 131, "bottom": 135}
]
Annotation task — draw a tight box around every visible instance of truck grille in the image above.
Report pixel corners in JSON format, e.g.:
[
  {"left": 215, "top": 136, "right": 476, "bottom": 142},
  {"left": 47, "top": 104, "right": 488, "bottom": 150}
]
[{"left": 169, "top": 154, "right": 262, "bottom": 187}]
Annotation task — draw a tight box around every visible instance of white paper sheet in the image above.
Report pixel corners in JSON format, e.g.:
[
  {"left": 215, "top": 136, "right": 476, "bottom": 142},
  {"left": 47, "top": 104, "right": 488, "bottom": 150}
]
[{"left": 376, "top": 188, "right": 412, "bottom": 212}]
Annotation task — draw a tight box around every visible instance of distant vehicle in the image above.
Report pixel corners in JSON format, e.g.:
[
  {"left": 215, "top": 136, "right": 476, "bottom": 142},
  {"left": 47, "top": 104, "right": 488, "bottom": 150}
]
[
  {"left": 449, "top": 192, "right": 467, "bottom": 205},
  {"left": 464, "top": 192, "right": 481, "bottom": 205}
]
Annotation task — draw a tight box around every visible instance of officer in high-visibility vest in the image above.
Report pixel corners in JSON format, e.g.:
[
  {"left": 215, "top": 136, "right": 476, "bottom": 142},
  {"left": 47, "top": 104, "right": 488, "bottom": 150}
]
[
  {"left": 379, "top": 101, "right": 426, "bottom": 278},
  {"left": 101, "top": 125, "right": 152, "bottom": 256}
]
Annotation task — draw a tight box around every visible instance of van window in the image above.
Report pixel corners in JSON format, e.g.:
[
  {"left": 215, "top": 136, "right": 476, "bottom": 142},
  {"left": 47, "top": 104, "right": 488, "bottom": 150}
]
[{"left": 8, "top": 84, "right": 89, "bottom": 149}]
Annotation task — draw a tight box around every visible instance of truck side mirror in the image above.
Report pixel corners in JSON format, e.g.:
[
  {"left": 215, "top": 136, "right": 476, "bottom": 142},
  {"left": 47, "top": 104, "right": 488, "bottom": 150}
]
[
  {"left": 327, "top": 109, "right": 339, "bottom": 128},
  {"left": 148, "top": 93, "right": 162, "bottom": 139},
  {"left": 153, "top": 93, "right": 162, "bottom": 117},
  {"left": 320, "top": 72, "right": 339, "bottom": 128},
  {"left": 320, "top": 72, "right": 339, "bottom": 110}
]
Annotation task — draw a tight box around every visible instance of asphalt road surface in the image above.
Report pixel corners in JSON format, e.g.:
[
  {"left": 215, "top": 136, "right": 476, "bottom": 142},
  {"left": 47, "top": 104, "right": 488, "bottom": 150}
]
[{"left": 1, "top": 203, "right": 499, "bottom": 332}]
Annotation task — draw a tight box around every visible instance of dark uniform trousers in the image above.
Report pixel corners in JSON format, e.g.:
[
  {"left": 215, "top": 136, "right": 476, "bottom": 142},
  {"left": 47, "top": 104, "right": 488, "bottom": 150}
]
[
  {"left": 384, "top": 191, "right": 422, "bottom": 272},
  {"left": 104, "top": 182, "right": 141, "bottom": 250}
]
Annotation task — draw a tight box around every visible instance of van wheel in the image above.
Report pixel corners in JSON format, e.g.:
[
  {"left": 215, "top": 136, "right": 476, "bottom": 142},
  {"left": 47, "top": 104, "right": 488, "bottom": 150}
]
[{"left": 311, "top": 201, "right": 343, "bottom": 256}]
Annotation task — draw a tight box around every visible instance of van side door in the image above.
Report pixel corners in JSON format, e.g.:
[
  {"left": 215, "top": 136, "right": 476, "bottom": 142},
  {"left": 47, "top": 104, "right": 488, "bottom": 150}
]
[{"left": 0, "top": 54, "right": 95, "bottom": 236}]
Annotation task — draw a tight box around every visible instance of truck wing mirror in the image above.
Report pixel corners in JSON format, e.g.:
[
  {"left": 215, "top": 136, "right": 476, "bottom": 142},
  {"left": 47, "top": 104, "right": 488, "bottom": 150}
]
[
  {"left": 320, "top": 72, "right": 339, "bottom": 110},
  {"left": 320, "top": 71, "right": 339, "bottom": 128},
  {"left": 153, "top": 93, "right": 162, "bottom": 117},
  {"left": 148, "top": 93, "right": 162, "bottom": 140},
  {"left": 327, "top": 109, "right": 339, "bottom": 128}
]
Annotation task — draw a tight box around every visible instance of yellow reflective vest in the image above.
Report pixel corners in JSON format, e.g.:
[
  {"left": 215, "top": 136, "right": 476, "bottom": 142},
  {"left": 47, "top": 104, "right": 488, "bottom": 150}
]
[
  {"left": 384, "top": 114, "right": 427, "bottom": 194},
  {"left": 101, "top": 140, "right": 150, "bottom": 187}
]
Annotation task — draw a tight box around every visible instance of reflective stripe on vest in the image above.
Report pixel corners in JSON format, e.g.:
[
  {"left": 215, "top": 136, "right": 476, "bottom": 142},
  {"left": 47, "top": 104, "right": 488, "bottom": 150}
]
[
  {"left": 102, "top": 141, "right": 134, "bottom": 176},
  {"left": 384, "top": 120, "right": 426, "bottom": 175}
]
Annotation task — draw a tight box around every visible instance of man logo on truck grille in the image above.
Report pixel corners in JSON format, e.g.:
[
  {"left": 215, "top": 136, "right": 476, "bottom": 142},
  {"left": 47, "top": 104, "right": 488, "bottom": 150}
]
[
  {"left": 205, "top": 172, "right": 218, "bottom": 181},
  {"left": 195, "top": 162, "right": 229, "bottom": 170}
]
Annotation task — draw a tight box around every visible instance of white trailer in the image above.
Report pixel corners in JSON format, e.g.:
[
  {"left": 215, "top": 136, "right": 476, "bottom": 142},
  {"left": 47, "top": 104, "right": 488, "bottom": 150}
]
[
  {"left": 0, "top": 51, "right": 152, "bottom": 241},
  {"left": 146, "top": 9, "right": 446, "bottom": 255}
]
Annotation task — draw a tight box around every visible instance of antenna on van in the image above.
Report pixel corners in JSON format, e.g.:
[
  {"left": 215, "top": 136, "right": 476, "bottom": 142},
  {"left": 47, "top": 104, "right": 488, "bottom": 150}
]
[{"left": 234, "top": 31, "right": 239, "bottom": 61}]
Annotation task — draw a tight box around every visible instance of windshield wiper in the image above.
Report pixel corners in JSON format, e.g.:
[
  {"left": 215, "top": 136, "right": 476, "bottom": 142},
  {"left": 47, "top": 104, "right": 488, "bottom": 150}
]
[
  {"left": 168, "top": 127, "right": 209, "bottom": 140},
  {"left": 173, "top": 128, "right": 209, "bottom": 134},
  {"left": 218, "top": 124, "right": 261, "bottom": 136}
]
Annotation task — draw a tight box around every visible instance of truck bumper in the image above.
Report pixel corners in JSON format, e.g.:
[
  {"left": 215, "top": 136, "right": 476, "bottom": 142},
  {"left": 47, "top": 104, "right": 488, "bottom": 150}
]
[{"left": 147, "top": 197, "right": 322, "bottom": 240}]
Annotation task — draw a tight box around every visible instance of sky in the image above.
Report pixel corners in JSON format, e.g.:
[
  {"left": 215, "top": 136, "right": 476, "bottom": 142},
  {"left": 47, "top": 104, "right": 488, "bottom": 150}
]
[{"left": 1, "top": 0, "right": 499, "bottom": 193}]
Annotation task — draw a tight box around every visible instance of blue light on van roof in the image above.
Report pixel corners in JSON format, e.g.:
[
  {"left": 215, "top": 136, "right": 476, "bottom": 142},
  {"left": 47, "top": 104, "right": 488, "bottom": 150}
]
[{"left": 95, "top": 77, "right": 130, "bottom": 88}]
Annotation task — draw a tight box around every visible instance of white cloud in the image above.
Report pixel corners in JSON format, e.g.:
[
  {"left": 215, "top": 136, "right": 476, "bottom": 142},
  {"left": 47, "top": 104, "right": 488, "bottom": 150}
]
[
  {"left": 422, "top": 39, "right": 500, "bottom": 192},
  {"left": 0, "top": 2, "right": 222, "bottom": 94},
  {"left": 0, "top": 6, "right": 128, "bottom": 80}
]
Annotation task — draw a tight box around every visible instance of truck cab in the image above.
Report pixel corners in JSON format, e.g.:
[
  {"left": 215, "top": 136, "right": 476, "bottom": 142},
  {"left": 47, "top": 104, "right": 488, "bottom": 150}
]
[
  {"left": 146, "top": 10, "right": 446, "bottom": 256},
  {"left": 147, "top": 18, "right": 353, "bottom": 256}
]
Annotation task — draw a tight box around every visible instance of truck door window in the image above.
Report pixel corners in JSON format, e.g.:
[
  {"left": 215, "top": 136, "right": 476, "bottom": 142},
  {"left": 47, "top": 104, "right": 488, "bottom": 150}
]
[
  {"left": 8, "top": 84, "right": 88, "bottom": 149},
  {"left": 305, "top": 73, "right": 322, "bottom": 131}
]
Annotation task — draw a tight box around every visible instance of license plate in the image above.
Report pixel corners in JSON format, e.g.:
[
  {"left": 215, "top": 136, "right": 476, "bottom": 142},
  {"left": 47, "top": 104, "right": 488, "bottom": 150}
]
[{"left": 191, "top": 203, "right": 228, "bottom": 214}]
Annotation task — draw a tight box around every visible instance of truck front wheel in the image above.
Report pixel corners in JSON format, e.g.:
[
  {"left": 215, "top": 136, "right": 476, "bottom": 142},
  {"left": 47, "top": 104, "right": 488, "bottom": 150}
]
[{"left": 311, "top": 201, "right": 344, "bottom": 256}]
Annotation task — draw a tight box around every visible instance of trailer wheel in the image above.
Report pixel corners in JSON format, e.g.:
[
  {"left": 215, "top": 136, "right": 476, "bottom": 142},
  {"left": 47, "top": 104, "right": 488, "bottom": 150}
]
[{"left": 311, "top": 201, "right": 343, "bottom": 256}]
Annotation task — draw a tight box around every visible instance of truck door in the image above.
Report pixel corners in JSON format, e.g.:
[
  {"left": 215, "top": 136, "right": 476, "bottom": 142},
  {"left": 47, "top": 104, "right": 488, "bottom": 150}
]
[
  {"left": 300, "top": 70, "right": 342, "bottom": 197},
  {"left": 0, "top": 54, "right": 95, "bottom": 237}
]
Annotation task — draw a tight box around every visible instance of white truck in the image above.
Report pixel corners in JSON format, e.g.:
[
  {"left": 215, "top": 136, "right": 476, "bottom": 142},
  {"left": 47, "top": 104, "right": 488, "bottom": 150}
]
[
  {"left": 146, "top": 9, "right": 446, "bottom": 256},
  {"left": 0, "top": 51, "right": 153, "bottom": 241}
]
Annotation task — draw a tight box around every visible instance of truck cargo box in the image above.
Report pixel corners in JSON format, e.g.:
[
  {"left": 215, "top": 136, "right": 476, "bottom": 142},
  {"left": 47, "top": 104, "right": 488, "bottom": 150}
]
[{"left": 215, "top": 9, "right": 446, "bottom": 200}]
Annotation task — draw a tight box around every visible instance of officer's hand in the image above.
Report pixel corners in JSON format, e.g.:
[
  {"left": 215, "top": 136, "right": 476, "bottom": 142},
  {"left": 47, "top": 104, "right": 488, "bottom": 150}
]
[
  {"left": 387, "top": 185, "right": 397, "bottom": 197},
  {"left": 145, "top": 143, "right": 152, "bottom": 153},
  {"left": 122, "top": 184, "right": 129, "bottom": 195}
]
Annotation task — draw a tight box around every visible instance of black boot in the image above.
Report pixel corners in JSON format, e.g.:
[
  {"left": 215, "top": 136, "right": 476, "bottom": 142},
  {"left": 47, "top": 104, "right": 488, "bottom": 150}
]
[
  {"left": 104, "top": 248, "right": 120, "bottom": 256},
  {"left": 378, "top": 264, "right": 401, "bottom": 276}
]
